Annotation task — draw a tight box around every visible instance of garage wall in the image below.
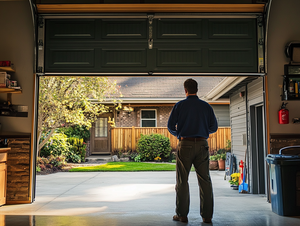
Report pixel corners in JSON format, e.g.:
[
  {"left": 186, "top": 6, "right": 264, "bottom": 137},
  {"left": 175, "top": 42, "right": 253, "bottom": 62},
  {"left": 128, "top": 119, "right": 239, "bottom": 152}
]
[
  {"left": 267, "top": 0, "right": 300, "bottom": 135},
  {"left": 0, "top": 0, "right": 34, "bottom": 133}
]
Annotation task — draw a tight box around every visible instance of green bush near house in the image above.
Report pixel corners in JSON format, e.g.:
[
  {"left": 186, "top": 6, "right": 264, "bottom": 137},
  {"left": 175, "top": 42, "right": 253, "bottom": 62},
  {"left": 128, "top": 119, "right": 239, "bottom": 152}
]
[
  {"left": 67, "top": 137, "right": 86, "bottom": 163},
  {"left": 40, "top": 132, "right": 86, "bottom": 163},
  {"left": 137, "top": 133, "right": 172, "bottom": 161},
  {"left": 57, "top": 125, "right": 90, "bottom": 142},
  {"left": 40, "top": 133, "right": 70, "bottom": 158}
]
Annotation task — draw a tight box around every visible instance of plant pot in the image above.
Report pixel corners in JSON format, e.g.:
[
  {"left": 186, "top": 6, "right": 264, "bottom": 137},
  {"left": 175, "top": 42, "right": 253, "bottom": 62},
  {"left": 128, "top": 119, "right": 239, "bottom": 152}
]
[
  {"left": 231, "top": 185, "right": 239, "bottom": 190},
  {"left": 209, "top": 160, "right": 218, "bottom": 170},
  {"left": 218, "top": 159, "right": 225, "bottom": 171}
]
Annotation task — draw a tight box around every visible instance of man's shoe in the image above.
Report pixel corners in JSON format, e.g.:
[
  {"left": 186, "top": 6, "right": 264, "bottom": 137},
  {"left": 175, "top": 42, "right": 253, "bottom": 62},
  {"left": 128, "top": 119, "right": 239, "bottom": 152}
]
[
  {"left": 202, "top": 218, "right": 212, "bottom": 223},
  {"left": 173, "top": 215, "right": 188, "bottom": 223}
]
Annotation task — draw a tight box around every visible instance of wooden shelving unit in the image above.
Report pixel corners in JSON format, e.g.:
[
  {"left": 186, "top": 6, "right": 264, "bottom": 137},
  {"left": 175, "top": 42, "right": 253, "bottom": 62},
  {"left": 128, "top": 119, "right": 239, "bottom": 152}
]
[
  {"left": 0, "top": 67, "right": 15, "bottom": 73},
  {"left": 0, "top": 88, "right": 21, "bottom": 94},
  {"left": 0, "top": 67, "right": 23, "bottom": 115}
]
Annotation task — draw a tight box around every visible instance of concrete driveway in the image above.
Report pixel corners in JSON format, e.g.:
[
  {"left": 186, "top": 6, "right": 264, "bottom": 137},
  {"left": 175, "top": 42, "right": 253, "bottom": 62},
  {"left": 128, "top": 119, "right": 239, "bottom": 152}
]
[{"left": 1, "top": 171, "right": 300, "bottom": 226}]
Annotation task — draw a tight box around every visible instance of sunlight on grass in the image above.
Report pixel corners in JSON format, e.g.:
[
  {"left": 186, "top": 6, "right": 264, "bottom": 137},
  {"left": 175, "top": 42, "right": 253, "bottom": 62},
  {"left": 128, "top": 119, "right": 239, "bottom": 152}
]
[
  {"left": 69, "top": 162, "right": 176, "bottom": 172},
  {"left": 103, "top": 165, "right": 125, "bottom": 169}
]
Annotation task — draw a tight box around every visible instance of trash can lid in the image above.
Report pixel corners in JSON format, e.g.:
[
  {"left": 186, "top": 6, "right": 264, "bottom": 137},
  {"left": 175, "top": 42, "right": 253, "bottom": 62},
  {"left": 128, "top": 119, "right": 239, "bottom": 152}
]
[{"left": 266, "top": 154, "right": 300, "bottom": 165}]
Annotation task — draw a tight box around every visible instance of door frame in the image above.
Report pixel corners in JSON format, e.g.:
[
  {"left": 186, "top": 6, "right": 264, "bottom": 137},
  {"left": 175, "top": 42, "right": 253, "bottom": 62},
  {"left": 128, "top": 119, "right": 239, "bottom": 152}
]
[{"left": 250, "top": 103, "right": 267, "bottom": 195}]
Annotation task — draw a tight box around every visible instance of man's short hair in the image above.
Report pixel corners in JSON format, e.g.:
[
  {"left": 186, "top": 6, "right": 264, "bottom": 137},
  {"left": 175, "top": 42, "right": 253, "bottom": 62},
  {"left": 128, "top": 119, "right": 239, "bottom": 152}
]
[{"left": 184, "top": 78, "right": 198, "bottom": 94}]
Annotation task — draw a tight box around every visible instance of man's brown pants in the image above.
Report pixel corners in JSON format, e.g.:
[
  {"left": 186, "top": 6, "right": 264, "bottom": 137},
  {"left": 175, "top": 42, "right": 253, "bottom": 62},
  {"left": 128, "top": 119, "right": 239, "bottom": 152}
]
[{"left": 175, "top": 139, "right": 214, "bottom": 219}]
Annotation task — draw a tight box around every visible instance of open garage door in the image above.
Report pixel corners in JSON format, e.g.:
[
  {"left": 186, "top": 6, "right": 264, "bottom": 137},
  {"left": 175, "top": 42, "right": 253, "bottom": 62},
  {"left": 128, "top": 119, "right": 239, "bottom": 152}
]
[{"left": 40, "top": 14, "right": 263, "bottom": 75}]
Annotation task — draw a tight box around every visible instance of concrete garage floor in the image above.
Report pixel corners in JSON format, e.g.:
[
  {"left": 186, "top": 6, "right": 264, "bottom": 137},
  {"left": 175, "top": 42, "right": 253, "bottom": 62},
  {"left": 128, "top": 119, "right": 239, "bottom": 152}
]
[{"left": 1, "top": 171, "right": 300, "bottom": 226}]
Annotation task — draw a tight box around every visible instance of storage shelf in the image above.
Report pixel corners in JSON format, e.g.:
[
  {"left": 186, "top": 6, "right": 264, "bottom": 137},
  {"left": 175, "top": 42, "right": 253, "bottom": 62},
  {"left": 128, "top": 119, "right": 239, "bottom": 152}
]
[
  {"left": 0, "top": 67, "right": 15, "bottom": 72},
  {"left": 0, "top": 88, "right": 21, "bottom": 94}
]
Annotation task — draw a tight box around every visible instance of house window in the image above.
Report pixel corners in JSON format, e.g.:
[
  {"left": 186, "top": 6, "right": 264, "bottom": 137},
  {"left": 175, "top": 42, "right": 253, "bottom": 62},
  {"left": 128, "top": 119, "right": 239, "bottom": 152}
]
[
  {"left": 95, "top": 118, "right": 107, "bottom": 137},
  {"left": 141, "top": 110, "right": 157, "bottom": 127}
]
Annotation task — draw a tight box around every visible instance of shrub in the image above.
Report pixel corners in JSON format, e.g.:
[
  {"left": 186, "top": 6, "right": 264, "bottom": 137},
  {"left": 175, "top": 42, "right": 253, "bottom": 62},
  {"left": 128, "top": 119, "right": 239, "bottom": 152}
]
[
  {"left": 36, "top": 156, "right": 66, "bottom": 172},
  {"left": 40, "top": 133, "right": 70, "bottom": 157},
  {"left": 137, "top": 133, "right": 172, "bottom": 161},
  {"left": 57, "top": 125, "right": 90, "bottom": 142},
  {"left": 47, "top": 155, "right": 66, "bottom": 169},
  {"left": 67, "top": 137, "right": 86, "bottom": 163}
]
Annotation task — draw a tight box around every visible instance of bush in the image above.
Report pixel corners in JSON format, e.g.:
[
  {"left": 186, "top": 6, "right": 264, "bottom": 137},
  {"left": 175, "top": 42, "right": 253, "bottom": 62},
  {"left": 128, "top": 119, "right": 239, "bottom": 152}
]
[
  {"left": 57, "top": 125, "right": 90, "bottom": 142},
  {"left": 40, "top": 133, "right": 70, "bottom": 157},
  {"left": 67, "top": 137, "right": 86, "bottom": 163},
  {"left": 36, "top": 155, "right": 66, "bottom": 172},
  {"left": 137, "top": 133, "right": 172, "bottom": 161}
]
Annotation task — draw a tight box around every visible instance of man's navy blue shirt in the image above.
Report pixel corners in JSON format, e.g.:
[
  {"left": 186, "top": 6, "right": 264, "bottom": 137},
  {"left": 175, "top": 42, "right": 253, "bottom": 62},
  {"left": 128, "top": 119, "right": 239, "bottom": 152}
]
[{"left": 168, "top": 95, "right": 218, "bottom": 139}]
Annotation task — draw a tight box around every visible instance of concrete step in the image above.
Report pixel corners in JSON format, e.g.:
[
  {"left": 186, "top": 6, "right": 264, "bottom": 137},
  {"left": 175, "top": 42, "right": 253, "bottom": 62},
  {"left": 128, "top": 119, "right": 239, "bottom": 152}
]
[{"left": 85, "top": 155, "right": 111, "bottom": 162}]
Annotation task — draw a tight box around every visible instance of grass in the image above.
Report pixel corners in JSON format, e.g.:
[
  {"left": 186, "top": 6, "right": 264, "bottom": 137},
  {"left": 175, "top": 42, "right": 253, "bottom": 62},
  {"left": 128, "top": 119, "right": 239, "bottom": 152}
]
[{"left": 69, "top": 162, "right": 176, "bottom": 172}]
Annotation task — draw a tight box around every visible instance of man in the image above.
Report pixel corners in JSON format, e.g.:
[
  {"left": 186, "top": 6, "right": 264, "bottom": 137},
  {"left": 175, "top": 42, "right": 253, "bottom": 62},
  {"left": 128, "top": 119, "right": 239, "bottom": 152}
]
[{"left": 168, "top": 78, "right": 218, "bottom": 224}]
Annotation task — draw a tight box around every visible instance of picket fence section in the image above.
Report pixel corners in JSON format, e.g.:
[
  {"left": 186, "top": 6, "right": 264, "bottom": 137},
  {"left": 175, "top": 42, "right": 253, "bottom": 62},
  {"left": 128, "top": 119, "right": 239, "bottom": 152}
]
[{"left": 111, "top": 127, "right": 231, "bottom": 153}]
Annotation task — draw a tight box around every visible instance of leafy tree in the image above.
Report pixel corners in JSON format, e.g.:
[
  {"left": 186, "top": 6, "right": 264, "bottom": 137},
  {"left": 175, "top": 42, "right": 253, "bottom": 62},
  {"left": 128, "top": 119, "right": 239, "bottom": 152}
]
[{"left": 38, "top": 76, "right": 121, "bottom": 155}]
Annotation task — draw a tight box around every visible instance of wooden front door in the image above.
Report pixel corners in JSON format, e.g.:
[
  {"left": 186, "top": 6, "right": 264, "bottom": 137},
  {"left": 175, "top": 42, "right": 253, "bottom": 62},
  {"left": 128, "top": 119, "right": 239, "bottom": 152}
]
[{"left": 91, "top": 117, "right": 110, "bottom": 154}]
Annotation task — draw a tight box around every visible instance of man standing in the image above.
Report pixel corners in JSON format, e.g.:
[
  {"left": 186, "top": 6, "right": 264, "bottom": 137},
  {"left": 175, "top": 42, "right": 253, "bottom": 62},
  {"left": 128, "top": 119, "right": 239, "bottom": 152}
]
[{"left": 168, "top": 78, "right": 218, "bottom": 224}]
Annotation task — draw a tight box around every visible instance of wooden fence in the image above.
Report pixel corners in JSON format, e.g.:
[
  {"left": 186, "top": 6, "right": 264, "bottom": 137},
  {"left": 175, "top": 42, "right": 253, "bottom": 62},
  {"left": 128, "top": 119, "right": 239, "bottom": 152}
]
[{"left": 111, "top": 127, "right": 231, "bottom": 153}]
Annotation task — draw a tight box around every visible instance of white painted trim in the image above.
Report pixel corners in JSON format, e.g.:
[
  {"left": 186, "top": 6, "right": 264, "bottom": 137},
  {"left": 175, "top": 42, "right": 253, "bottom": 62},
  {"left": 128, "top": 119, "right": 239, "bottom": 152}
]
[{"left": 203, "top": 77, "right": 248, "bottom": 101}]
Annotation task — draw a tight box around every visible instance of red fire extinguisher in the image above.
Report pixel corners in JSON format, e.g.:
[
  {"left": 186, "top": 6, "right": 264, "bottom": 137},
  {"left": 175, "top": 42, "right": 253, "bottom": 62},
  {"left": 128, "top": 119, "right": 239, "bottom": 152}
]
[{"left": 278, "top": 102, "right": 289, "bottom": 124}]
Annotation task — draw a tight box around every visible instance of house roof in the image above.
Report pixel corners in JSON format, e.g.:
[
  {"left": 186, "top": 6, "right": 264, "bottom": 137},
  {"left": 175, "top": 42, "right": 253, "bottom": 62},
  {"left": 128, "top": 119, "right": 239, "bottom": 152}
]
[{"left": 109, "top": 77, "right": 226, "bottom": 101}]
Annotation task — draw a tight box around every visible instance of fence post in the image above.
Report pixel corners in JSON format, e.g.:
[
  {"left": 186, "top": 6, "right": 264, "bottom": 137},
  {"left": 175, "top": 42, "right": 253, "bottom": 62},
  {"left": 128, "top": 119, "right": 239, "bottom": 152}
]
[{"left": 131, "top": 126, "right": 136, "bottom": 151}]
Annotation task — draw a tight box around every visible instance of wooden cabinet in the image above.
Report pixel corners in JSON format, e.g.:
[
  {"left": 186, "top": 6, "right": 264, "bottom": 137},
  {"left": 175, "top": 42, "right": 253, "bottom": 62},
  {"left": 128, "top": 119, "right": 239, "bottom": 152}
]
[
  {"left": 0, "top": 150, "right": 8, "bottom": 206},
  {"left": 0, "top": 162, "right": 7, "bottom": 206}
]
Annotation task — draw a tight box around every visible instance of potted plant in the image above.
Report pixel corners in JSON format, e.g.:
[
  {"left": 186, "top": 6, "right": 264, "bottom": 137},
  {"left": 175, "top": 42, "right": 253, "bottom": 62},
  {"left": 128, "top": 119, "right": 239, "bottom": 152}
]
[
  {"left": 216, "top": 153, "right": 226, "bottom": 171},
  {"left": 209, "top": 155, "right": 218, "bottom": 170},
  {"left": 229, "top": 173, "right": 240, "bottom": 190}
]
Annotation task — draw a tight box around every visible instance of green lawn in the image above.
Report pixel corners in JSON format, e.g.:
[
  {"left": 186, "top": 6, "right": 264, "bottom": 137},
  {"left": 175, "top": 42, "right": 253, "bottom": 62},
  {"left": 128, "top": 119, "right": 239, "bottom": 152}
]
[{"left": 69, "top": 162, "right": 176, "bottom": 172}]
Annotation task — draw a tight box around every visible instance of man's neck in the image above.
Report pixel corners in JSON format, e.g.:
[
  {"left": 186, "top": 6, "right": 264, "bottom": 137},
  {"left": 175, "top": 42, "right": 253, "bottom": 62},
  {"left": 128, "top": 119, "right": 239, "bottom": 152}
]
[{"left": 186, "top": 93, "right": 197, "bottom": 97}]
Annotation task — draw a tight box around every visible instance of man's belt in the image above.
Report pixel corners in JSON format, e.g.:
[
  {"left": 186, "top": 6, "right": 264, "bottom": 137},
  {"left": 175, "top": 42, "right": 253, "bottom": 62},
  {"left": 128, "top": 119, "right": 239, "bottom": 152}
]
[{"left": 180, "top": 137, "right": 206, "bottom": 141}]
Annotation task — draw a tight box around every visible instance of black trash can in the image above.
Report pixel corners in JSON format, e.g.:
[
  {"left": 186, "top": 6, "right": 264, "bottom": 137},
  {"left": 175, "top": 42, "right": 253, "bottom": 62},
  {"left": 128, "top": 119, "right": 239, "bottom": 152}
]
[{"left": 266, "top": 146, "right": 300, "bottom": 216}]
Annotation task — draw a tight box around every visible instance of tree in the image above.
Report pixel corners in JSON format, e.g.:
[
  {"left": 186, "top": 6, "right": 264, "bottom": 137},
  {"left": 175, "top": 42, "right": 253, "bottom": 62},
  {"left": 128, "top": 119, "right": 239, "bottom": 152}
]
[{"left": 38, "top": 76, "right": 121, "bottom": 155}]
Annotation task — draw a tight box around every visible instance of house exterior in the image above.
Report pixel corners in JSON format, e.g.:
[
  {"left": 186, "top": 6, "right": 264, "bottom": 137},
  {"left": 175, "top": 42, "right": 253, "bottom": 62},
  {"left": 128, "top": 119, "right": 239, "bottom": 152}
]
[
  {"left": 1, "top": 0, "right": 299, "bottom": 206},
  {"left": 88, "top": 76, "right": 230, "bottom": 154}
]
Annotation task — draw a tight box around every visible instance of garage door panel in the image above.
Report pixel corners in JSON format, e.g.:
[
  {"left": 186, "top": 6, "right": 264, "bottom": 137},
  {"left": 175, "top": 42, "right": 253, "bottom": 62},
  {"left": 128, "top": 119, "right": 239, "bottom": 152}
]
[
  {"left": 101, "top": 19, "right": 147, "bottom": 39},
  {"left": 46, "top": 19, "right": 96, "bottom": 40},
  {"left": 208, "top": 19, "right": 255, "bottom": 39},
  {"left": 101, "top": 49, "right": 147, "bottom": 68},
  {"left": 44, "top": 18, "right": 258, "bottom": 73},
  {"left": 208, "top": 48, "right": 254, "bottom": 67},
  {"left": 156, "top": 19, "right": 202, "bottom": 39},
  {"left": 46, "top": 48, "right": 95, "bottom": 69},
  {"left": 156, "top": 49, "right": 202, "bottom": 67}
]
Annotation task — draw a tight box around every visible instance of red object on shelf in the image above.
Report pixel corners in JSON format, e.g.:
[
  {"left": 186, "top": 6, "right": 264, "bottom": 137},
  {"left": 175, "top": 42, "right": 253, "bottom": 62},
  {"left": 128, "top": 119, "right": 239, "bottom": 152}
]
[{"left": 0, "top": 61, "right": 11, "bottom": 67}]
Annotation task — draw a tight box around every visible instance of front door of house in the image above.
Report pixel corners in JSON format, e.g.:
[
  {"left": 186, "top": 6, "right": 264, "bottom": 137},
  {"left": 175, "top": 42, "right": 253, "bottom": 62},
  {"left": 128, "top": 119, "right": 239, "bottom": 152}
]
[{"left": 91, "top": 117, "right": 110, "bottom": 154}]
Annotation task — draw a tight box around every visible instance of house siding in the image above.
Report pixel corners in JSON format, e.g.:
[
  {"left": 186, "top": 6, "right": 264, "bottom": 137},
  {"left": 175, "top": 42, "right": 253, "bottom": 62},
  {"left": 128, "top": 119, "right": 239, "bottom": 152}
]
[
  {"left": 230, "top": 88, "right": 247, "bottom": 163},
  {"left": 229, "top": 77, "right": 264, "bottom": 194},
  {"left": 211, "top": 105, "right": 230, "bottom": 127}
]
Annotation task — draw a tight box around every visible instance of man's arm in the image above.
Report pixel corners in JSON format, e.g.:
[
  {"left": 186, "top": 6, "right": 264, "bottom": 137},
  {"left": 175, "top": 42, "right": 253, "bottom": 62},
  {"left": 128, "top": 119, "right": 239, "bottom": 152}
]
[
  {"left": 168, "top": 105, "right": 178, "bottom": 137},
  {"left": 209, "top": 107, "right": 218, "bottom": 134}
]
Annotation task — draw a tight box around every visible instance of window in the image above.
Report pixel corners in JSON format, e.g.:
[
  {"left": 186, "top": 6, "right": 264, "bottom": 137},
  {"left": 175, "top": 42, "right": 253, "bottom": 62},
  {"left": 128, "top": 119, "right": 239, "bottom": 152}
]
[
  {"left": 95, "top": 118, "right": 108, "bottom": 137},
  {"left": 141, "top": 109, "right": 157, "bottom": 127}
]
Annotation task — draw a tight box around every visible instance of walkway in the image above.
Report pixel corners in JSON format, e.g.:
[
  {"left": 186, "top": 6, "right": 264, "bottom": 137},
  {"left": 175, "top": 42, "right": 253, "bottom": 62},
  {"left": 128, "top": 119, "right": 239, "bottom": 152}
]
[{"left": 1, "top": 171, "right": 300, "bottom": 226}]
